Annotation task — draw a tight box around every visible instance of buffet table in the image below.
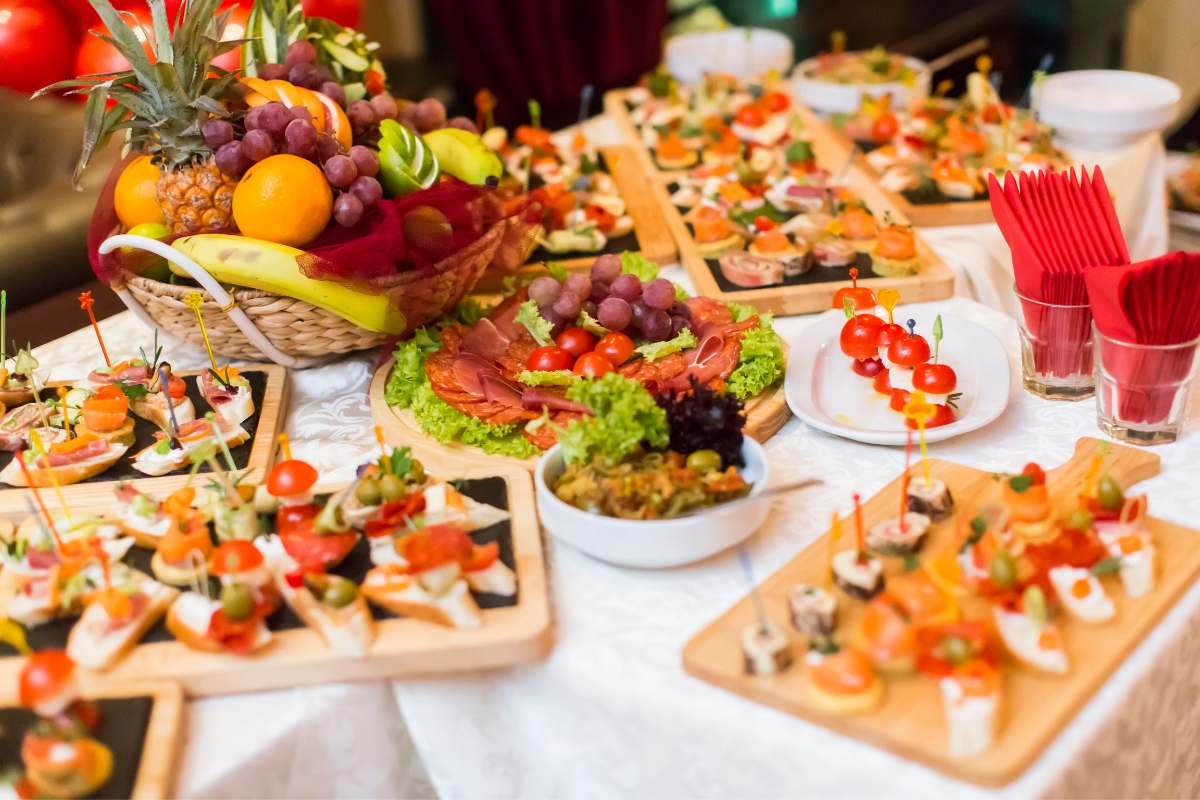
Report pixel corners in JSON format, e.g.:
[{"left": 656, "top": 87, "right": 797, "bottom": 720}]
[{"left": 31, "top": 264, "right": 1200, "bottom": 797}]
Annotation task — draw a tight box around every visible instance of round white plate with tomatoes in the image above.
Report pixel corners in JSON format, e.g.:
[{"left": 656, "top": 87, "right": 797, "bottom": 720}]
[{"left": 784, "top": 305, "right": 1010, "bottom": 445}]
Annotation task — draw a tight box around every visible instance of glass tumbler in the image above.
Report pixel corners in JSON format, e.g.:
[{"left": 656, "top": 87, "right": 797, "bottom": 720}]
[
  {"left": 1014, "top": 290, "right": 1095, "bottom": 400},
  {"left": 1094, "top": 326, "right": 1200, "bottom": 445}
]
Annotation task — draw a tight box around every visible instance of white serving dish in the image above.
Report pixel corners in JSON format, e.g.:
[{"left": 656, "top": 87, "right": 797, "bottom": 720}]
[
  {"left": 665, "top": 28, "right": 794, "bottom": 84},
  {"left": 790, "top": 53, "right": 931, "bottom": 115},
  {"left": 535, "top": 439, "right": 772, "bottom": 569},
  {"left": 1037, "top": 70, "right": 1180, "bottom": 150},
  {"left": 784, "top": 305, "right": 1010, "bottom": 445}
]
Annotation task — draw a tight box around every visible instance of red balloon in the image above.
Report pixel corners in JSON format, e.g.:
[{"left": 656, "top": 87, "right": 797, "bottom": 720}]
[
  {"left": 73, "top": 8, "right": 155, "bottom": 79},
  {"left": 301, "top": 0, "right": 360, "bottom": 30},
  {"left": 0, "top": 0, "right": 74, "bottom": 94}
]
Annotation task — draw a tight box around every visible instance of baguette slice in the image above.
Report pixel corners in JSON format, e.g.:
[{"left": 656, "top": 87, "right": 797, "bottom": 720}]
[
  {"left": 208, "top": 387, "right": 254, "bottom": 426},
  {"left": 151, "top": 551, "right": 214, "bottom": 587},
  {"left": 282, "top": 577, "right": 375, "bottom": 658},
  {"left": 0, "top": 386, "right": 35, "bottom": 407},
  {"left": 129, "top": 394, "right": 195, "bottom": 429},
  {"left": 75, "top": 418, "right": 136, "bottom": 447},
  {"left": 0, "top": 443, "right": 128, "bottom": 487},
  {"left": 360, "top": 568, "right": 481, "bottom": 629},
  {"left": 165, "top": 592, "right": 272, "bottom": 654},
  {"left": 66, "top": 576, "right": 177, "bottom": 671},
  {"left": 131, "top": 423, "right": 249, "bottom": 477}
]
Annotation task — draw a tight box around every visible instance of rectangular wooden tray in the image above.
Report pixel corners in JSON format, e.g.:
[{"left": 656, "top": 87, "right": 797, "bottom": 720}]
[
  {"left": 655, "top": 107, "right": 955, "bottom": 315},
  {"left": 0, "top": 364, "right": 288, "bottom": 517},
  {"left": 683, "top": 438, "right": 1200, "bottom": 787},
  {"left": 810, "top": 107, "right": 995, "bottom": 228},
  {"left": 0, "top": 678, "right": 183, "bottom": 799},
  {"left": 0, "top": 465, "right": 552, "bottom": 698},
  {"left": 473, "top": 145, "right": 676, "bottom": 294},
  {"left": 603, "top": 88, "right": 692, "bottom": 182}
]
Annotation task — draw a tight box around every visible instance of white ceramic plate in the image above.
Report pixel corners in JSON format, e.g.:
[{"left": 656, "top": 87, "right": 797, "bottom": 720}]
[
  {"left": 790, "top": 54, "right": 931, "bottom": 115},
  {"left": 665, "top": 28, "right": 793, "bottom": 84},
  {"left": 784, "top": 306, "right": 1010, "bottom": 445}
]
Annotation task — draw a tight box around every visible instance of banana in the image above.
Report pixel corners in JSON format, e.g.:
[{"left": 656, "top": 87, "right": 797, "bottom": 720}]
[
  {"left": 423, "top": 128, "right": 503, "bottom": 185},
  {"left": 170, "top": 234, "right": 407, "bottom": 334}
]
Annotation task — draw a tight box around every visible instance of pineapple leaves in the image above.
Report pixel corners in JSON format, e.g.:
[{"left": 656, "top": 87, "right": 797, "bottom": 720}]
[
  {"left": 107, "top": 84, "right": 162, "bottom": 119},
  {"left": 75, "top": 84, "right": 114, "bottom": 188},
  {"left": 86, "top": 0, "right": 157, "bottom": 89},
  {"left": 147, "top": 0, "right": 174, "bottom": 66},
  {"left": 190, "top": 95, "right": 228, "bottom": 118}
]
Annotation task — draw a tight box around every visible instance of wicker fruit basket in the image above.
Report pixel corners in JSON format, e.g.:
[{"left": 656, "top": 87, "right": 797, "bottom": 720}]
[{"left": 104, "top": 222, "right": 512, "bottom": 369}]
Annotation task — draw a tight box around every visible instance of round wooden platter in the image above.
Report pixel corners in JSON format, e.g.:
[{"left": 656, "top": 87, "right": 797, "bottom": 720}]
[{"left": 368, "top": 341, "right": 792, "bottom": 474}]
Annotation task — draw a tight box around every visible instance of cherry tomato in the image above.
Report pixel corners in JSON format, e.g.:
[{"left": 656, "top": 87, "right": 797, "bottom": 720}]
[
  {"left": 871, "top": 113, "right": 900, "bottom": 143},
  {"left": 167, "top": 374, "right": 187, "bottom": 399},
  {"left": 267, "top": 459, "right": 320, "bottom": 497},
  {"left": 527, "top": 346, "right": 574, "bottom": 372},
  {"left": 873, "top": 369, "right": 892, "bottom": 395},
  {"left": 1021, "top": 462, "right": 1047, "bottom": 486},
  {"left": 753, "top": 215, "right": 775, "bottom": 232},
  {"left": 832, "top": 286, "right": 875, "bottom": 312},
  {"left": 595, "top": 332, "right": 635, "bottom": 365},
  {"left": 907, "top": 403, "right": 956, "bottom": 429},
  {"left": 875, "top": 322, "right": 906, "bottom": 352},
  {"left": 889, "top": 388, "right": 912, "bottom": 412},
  {"left": 764, "top": 92, "right": 790, "bottom": 113},
  {"left": 912, "top": 363, "right": 957, "bottom": 395},
  {"left": 555, "top": 327, "right": 597, "bottom": 358},
  {"left": 572, "top": 352, "right": 614, "bottom": 377},
  {"left": 839, "top": 314, "right": 884, "bottom": 361},
  {"left": 887, "top": 333, "right": 931, "bottom": 368},
  {"left": 851, "top": 357, "right": 884, "bottom": 378},
  {"left": 734, "top": 104, "right": 766, "bottom": 128}
]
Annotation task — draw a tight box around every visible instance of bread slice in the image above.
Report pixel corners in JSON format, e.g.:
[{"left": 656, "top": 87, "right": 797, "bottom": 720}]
[
  {"left": 0, "top": 443, "right": 128, "bottom": 487},
  {"left": 165, "top": 592, "right": 273, "bottom": 654},
  {"left": 129, "top": 394, "right": 195, "bottom": 429},
  {"left": 360, "top": 569, "right": 481, "bottom": 629},
  {"left": 131, "top": 423, "right": 250, "bottom": 477},
  {"left": 66, "top": 576, "right": 177, "bottom": 671},
  {"left": 208, "top": 387, "right": 255, "bottom": 426},
  {"left": 808, "top": 675, "right": 884, "bottom": 715},
  {"left": 0, "top": 386, "right": 35, "bottom": 407},
  {"left": 283, "top": 579, "right": 375, "bottom": 658},
  {"left": 75, "top": 418, "right": 136, "bottom": 447},
  {"left": 151, "top": 551, "right": 214, "bottom": 587}
]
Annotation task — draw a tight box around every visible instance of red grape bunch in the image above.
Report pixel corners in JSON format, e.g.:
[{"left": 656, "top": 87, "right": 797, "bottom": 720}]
[
  {"left": 527, "top": 254, "right": 691, "bottom": 343},
  {"left": 205, "top": 40, "right": 384, "bottom": 227}
]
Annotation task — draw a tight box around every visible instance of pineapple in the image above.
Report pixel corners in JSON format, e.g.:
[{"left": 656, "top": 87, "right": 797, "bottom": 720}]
[{"left": 37, "top": 0, "right": 245, "bottom": 235}]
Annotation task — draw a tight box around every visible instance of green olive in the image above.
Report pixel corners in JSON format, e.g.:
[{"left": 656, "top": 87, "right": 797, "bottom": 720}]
[
  {"left": 1066, "top": 508, "right": 1094, "bottom": 531},
  {"left": 322, "top": 577, "right": 358, "bottom": 609},
  {"left": 355, "top": 478, "right": 383, "bottom": 507},
  {"left": 378, "top": 473, "right": 406, "bottom": 502},
  {"left": 1098, "top": 476, "right": 1124, "bottom": 511},
  {"left": 989, "top": 550, "right": 1017, "bottom": 589},
  {"left": 404, "top": 461, "right": 426, "bottom": 485},
  {"left": 942, "top": 635, "right": 973, "bottom": 666},
  {"left": 221, "top": 582, "right": 254, "bottom": 622},
  {"left": 685, "top": 449, "right": 722, "bottom": 473}
]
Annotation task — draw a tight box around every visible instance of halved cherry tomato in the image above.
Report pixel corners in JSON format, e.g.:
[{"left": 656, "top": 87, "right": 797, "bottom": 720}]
[
  {"left": 1021, "top": 462, "right": 1046, "bottom": 486},
  {"left": 889, "top": 388, "right": 911, "bottom": 412},
  {"left": 555, "top": 327, "right": 597, "bottom": 358},
  {"left": 734, "top": 104, "right": 766, "bottom": 128},
  {"left": 363, "top": 69, "right": 385, "bottom": 96},
  {"left": 572, "top": 352, "right": 613, "bottom": 378},
  {"left": 461, "top": 541, "right": 500, "bottom": 572},
  {"left": 595, "top": 332, "right": 635, "bottom": 366},
  {"left": 912, "top": 362, "right": 957, "bottom": 394},
  {"left": 167, "top": 374, "right": 187, "bottom": 399},
  {"left": 873, "top": 369, "right": 892, "bottom": 395},
  {"left": 764, "top": 92, "right": 790, "bottom": 113},
  {"left": 906, "top": 403, "right": 956, "bottom": 429},
  {"left": 871, "top": 112, "right": 899, "bottom": 143},
  {"left": 753, "top": 215, "right": 775, "bottom": 232},
  {"left": 851, "top": 357, "right": 884, "bottom": 378},
  {"left": 527, "top": 346, "right": 575, "bottom": 372}
]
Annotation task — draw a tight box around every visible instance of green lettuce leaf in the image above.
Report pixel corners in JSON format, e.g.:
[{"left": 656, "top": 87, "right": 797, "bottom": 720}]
[
  {"left": 576, "top": 310, "right": 609, "bottom": 337},
  {"left": 618, "top": 251, "right": 660, "bottom": 281},
  {"left": 559, "top": 373, "right": 669, "bottom": 465},
  {"left": 515, "top": 300, "right": 555, "bottom": 346},
  {"left": 727, "top": 302, "right": 758, "bottom": 324},
  {"left": 410, "top": 384, "right": 539, "bottom": 459},
  {"left": 384, "top": 328, "right": 443, "bottom": 407},
  {"left": 673, "top": 281, "right": 691, "bottom": 301},
  {"left": 635, "top": 327, "right": 698, "bottom": 362},
  {"left": 725, "top": 310, "right": 784, "bottom": 400},
  {"left": 517, "top": 370, "right": 578, "bottom": 386},
  {"left": 448, "top": 298, "right": 492, "bottom": 327}
]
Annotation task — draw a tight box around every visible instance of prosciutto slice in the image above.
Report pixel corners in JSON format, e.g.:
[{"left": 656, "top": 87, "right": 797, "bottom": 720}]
[
  {"left": 88, "top": 364, "right": 152, "bottom": 386},
  {"left": 461, "top": 319, "right": 511, "bottom": 362},
  {"left": 0, "top": 405, "right": 45, "bottom": 451},
  {"left": 521, "top": 388, "right": 590, "bottom": 415},
  {"left": 452, "top": 353, "right": 496, "bottom": 396},
  {"left": 479, "top": 372, "right": 524, "bottom": 407},
  {"left": 36, "top": 438, "right": 109, "bottom": 467}
]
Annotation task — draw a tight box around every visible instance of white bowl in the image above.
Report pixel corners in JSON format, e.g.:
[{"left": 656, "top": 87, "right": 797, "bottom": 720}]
[
  {"left": 535, "top": 440, "right": 772, "bottom": 569},
  {"left": 665, "top": 28, "right": 794, "bottom": 84},
  {"left": 1038, "top": 70, "right": 1180, "bottom": 150},
  {"left": 791, "top": 54, "right": 931, "bottom": 115}
]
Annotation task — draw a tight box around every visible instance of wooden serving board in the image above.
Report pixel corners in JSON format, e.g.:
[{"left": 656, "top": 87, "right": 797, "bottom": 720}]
[
  {"left": 367, "top": 342, "right": 793, "bottom": 474},
  {"left": 0, "top": 365, "right": 288, "bottom": 517},
  {"left": 0, "top": 466, "right": 552, "bottom": 697},
  {"left": 810, "top": 109, "right": 995, "bottom": 228},
  {"left": 603, "top": 88, "right": 699, "bottom": 182},
  {"left": 473, "top": 146, "right": 677, "bottom": 295},
  {"left": 0, "top": 678, "right": 183, "bottom": 799},
  {"left": 682, "top": 438, "right": 1200, "bottom": 787}
]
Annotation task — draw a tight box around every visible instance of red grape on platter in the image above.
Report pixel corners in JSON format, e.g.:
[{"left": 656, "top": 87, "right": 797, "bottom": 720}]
[
  {"left": 629, "top": 298, "right": 649, "bottom": 328},
  {"left": 528, "top": 276, "right": 562, "bottom": 307},
  {"left": 590, "top": 254, "right": 621, "bottom": 283},
  {"left": 289, "top": 62, "right": 320, "bottom": 89},
  {"left": 414, "top": 97, "right": 447, "bottom": 133},
  {"left": 201, "top": 119, "right": 234, "bottom": 149},
  {"left": 563, "top": 273, "right": 592, "bottom": 300},
  {"left": 288, "top": 105, "right": 313, "bottom": 124},
  {"left": 610, "top": 273, "right": 642, "bottom": 301},
  {"left": 258, "top": 102, "right": 292, "bottom": 137},
  {"left": 369, "top": 93, "right": 399, "bottom": 122},
  {"left": 285, "top": 118, "right": 318, "bottom": 155},
  {"left": 552, "top": 291, "right": 582, "bottom": 319},
  {"left": 348, "top": 145, "right": 379, "bottom": 178},
  {"left": 588, "top": 281, "right": 610, "bottom": 303},
  {"left": 315, "top": 135, "right": 340, "bottom": 162},
  {"left": 346, "top": 100, "right": 376, "bottom": 130},
  {"left": 447, "top": 116, "right": 478, "bottom": 133},
  {"left": 597, "top": 297, "right": 631, "bottom": 331},
  {"left": 257, "top": 62, "right": 288, "bottom": 81},
  {"left": 319, "top": 82, "right": 346, "bottom": 107},
  {"left": 323, "top": 154, "right": 357, "bottom": 189},
  {"left": 641, "top": 309, "right": 672, "bottom": 342},
  {"left": 285, "top": 40, "right": 317, "bottom": 67},
  {"left": 642, "top": 278, "right": 676, "bottom": 311},
  {"left": 214, "top": 140, "right": 247, "bottom": 176}
]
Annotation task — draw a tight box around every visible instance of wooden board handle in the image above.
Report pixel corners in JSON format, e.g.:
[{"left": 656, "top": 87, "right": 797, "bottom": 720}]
[{"left": 1045, "top": 437, "right": 1161, "bottom": 494}]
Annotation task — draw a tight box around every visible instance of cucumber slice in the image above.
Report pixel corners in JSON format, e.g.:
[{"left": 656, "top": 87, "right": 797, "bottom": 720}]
[
  {"left": 321, "top": 39, "right": 370, "bottom": 72},
  {"left": 343, "top": 82, "right": 366, "bottom": 103}
]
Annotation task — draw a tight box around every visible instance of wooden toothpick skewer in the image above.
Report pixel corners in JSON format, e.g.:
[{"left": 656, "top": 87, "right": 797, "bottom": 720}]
[
  {"left": 278, "top": 433, "right": 292, "bottom": 461},
  {"left": 374, "top": 425, "right": 393, "bottom": 475},
  {"left": 737, "top": 546, "right": 770, "bottom": 634},
  {"left": 16, "top": 452, "right": 64, "bottom": 550},
  {"left": 57, "top": 387, "right": 71, "bottom": 441},
  {"left": 78, "top": 292, "right": 110, "bottom": 368},
  {"left": 29, "top": 429, "right": 71, "bottom": 525},
  {"left": 184, "top": 292, "right": 219, "bottom": 372},
  {"left": 826, "top": 512, "right": 840, "bottom": 589}
]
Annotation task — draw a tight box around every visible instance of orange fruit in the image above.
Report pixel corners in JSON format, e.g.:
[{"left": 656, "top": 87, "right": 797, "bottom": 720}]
[
  {"left": 114, "top": 156, "right": 167, "bottom": 228},
  {"left": 315, "top": 91, "right": 353, "bottom": 149},
  {"left": 232, "top": 154, "right": 332, "bottom": 247}
]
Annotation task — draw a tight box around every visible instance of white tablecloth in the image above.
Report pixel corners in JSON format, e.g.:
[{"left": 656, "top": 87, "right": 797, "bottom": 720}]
[{"left": 33, "top": 276, "right": 1200, "bottom": 797}]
